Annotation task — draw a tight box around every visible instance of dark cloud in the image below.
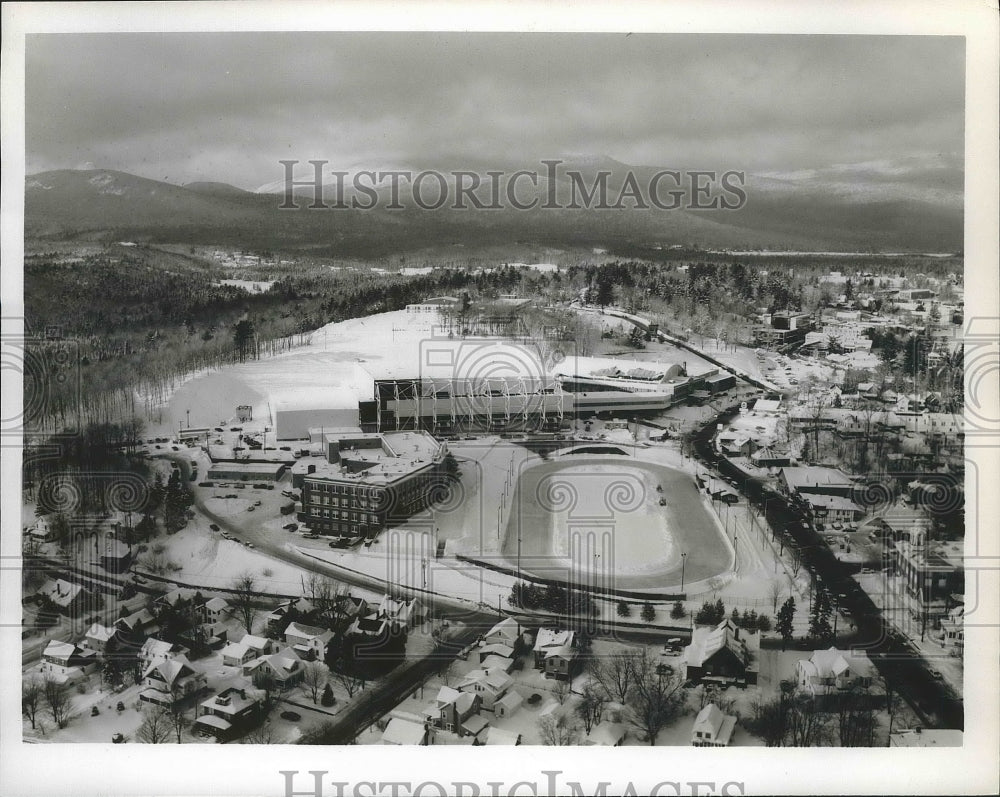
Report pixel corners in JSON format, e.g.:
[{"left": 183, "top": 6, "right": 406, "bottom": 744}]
[{"left": 25, "top": 32, "right": 964, "bottom": 188}]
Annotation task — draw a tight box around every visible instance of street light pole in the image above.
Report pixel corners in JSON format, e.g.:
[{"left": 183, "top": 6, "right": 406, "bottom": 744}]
[{"left": 681, "top": 552, "right": 687, "bottom": 591}]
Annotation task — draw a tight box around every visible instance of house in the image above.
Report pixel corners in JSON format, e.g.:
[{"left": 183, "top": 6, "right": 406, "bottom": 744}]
[
  {"left": 493, "top": 690, "right": 523, "bottom": 719},
  {"left": 480, "top": 653, "right": 516, "bottom": 674},
  {"left": 474, "top": 642, "right": 516, "bottom": 666},
  {"left": 243, "top": 647, "right": 304, "bottom": 690},
  {"left": 116, "top": 607, "right": 159, "bottom": 638},
  {"left": 749, "top": 446, "right": 794, "bottom": 469},
  {"left": 83, "top": 622, "right": 116, "bottom": 655},
  {"left": 220, "top": 641, "right": 257, "bottom": 667},
  {"left": 422, "top": 685, "right": 481, "bottom": 735},
  {"left": 779, "top": 466, "right": 856, "bottom": 502},
  {"left": 691, "top": 704, "right": 737, "bottom": 747},
  {"left": 99, "top": 539, "right": 134, "bottom": 574},
  {"left": 456, "top": 668, "right": 514, "bottom": 710},
  {"left": 139, "top": 637, "right": 188, "bottom": 668},
  {"left": 683, "top": 619, "right": 759, "bottom": 686},
  {"left": 795, "top": 647, "right": 880, "bottom": 705},
  {"left": 939, "top": 605, "right": 964, "bottom": 656},
  {"left": 221, "top": 634, "right": 271, "bottom": 667},
  {"left": 27, "top": 515, "right": 58, "bottom": 543},
  {"left": 36, "top": 578, "right": 91, "bottom": 616},
  {"left": 194, "top": 685, "right": 265, "bottom": 739},
  {"left": 533, "top": 628, "right": 578, "bottom": 680},
  {"left": 800, "top": 494, "right": 864, "bottom": 531},
  {"left": 585, "top": 720, "right": 628, "bottom": 746},
  {"left": 378, "top": 595, "right": 426, "bottom": 631},
  {"left": 39, "top": 640, "right": 99, "bottom": 681},
  {"left": 265, "top": 597, "right": 316, "bottom": 634},
  {"left": 156, "top": 587, "right": 199, "bottom": 611},
  {"left": 484, "top": 727, "right": 521, "bottom": 745},
  {"left": 481, "top": 617, "right": 524, "bottom": 650},
  {"left": 718, "top": 431, "right": 754, "bottom": 458},
  {"left": 284, "top": 622, "right": 335, "bottom": 661},
  {"left": 457, "top": 713, "right": 490, "bottom": 741},
  {"left": 139, "top": 655, "right": 206, "bottom": 707},
  {"left": 200, "top": 597, "right": 230, "bottom": 625},
  {"left": 347, "top": 615, "right": 389, "bottom": 639},
  {"left": 381, "top": 717, "right": 428, "bottom": 745}
]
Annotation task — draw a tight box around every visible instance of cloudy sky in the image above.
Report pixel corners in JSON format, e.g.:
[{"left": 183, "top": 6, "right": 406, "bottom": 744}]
[{"left": 25, "top": 33, "right": 964, "bottom": 190}]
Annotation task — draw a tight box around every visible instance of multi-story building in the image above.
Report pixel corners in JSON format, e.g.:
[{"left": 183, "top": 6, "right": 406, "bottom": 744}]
[
  {"left": 295, "top": 429, "right": 447, "bottom": 538},
  {"left": 753, "top": 309, "right": 815, "bottom": 347},
  {"left": 194, "top": 686, "right": 265, "bottom": 740},
  {"left": 892, "top": 533, "right": 964, "bottom": 629}
]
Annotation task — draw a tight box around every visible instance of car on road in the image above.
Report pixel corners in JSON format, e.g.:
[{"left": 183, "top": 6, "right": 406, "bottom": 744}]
[
  {"left": 283, "top": 523, "right": 298, "bottom": 531},
  {"left": 247, "top": 505, "right": 255, "bottom": 512},
  {"left": 246, "top": 542, "right": 255, "bottom": 549},
  {"left": 209, "top": 523, "right": 220, "bottom": 532},
  {"left": 214, "top": 427, "right": 224, "bottom": 432},
  {"left": 253, "top": 500, "right": 262, "bottom": 507},
  {"left": 111, "top": 733, "right": 125, "bottom": 744},
  {"left": 281, "top": 711, "right": 302, "bottom": 721},
  {"left": 930, "top": 669, "right": 944, "bottom": 680},
  {"left": 303, "top": 534, "right": 320, "bottom": 540},
  {"left": 831, "top": 521, "right": 844, "bottom": 530}
]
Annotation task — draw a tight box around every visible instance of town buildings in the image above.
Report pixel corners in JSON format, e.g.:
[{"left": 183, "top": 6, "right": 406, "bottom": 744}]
[{"left": 295, "top": 428, "right": 447, "bottom": 537}]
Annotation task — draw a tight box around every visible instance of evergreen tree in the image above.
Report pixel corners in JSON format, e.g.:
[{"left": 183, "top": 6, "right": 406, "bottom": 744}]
[
  {"left": 776, "top": 597, "right": 796, "bottom": 650},
  {"left": 809, "top": 590, "right": 833, "bottom": 642}
]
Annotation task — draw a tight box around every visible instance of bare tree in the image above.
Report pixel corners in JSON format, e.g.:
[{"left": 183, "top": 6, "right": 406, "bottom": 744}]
[
  {"left": 537, "top": 714, "right": 579, "bottom": 746},
  {"left": 835, "top": 684, "right": 877, "bottom": 747},
  {"left": 768, "top": 579, "right": 785, "bottom": 615},
  {"left": 574, "top": 683, "right": 606, "bottom": 734},
  {"left": 230, "top": 572, "right": 258, "bottom": 633},
  {"left": 552, "top": 676, "right": 571, "bottom": 705},
  {"left": 302, "top": 661, "right": 328, "bottom": 704},
  {"left": 588, "top": 650, "right": 637, "bottom": 704},
  {"left": 135, "top": 705, "right": 173, "bottom": 743},
  {"left": 242, "top": 720, "right": 275, "bottom": 744},
  {"left": 747, "top": 692, "right": 790, "bottom": 747},
  {"left": 302, "top": 573, "right": 338, "bottom": 617},
  {"left": 627, "top": 650, "right": 686, "bottom": 745},
  {"left": 785, "top": 692, "right": 830, "bottom": 747},
  {"left": 169, "top": 705, "right": 190, "bottom": 744},
  {"left": 42, "top": 675, "right": 74, "bottom": 729},
  {"left": 333, "top": 667, "right": 365, "bottom": 699},
  {"left": 22, "top": 676, "right": 43, "bottom": 729}
]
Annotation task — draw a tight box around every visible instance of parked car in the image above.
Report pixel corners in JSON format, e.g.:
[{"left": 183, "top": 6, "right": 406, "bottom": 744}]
[
  {"left": 209, "top": 524, "right": 220, "bottom": 532},
  {"left": 253, "top": 500, "right": 262, "bottom": 507},
  {"left": 111, "top": 733, "right": 125, "bottom": 744},
  {"left": 280, "top": 711, "right": 301, "bottom": 721},
  {"left": 247, "top": 505, "right": 255, "bottom": 512},
  {"left": 283, "top": 523, "right": 298, "bottom": 531}
]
